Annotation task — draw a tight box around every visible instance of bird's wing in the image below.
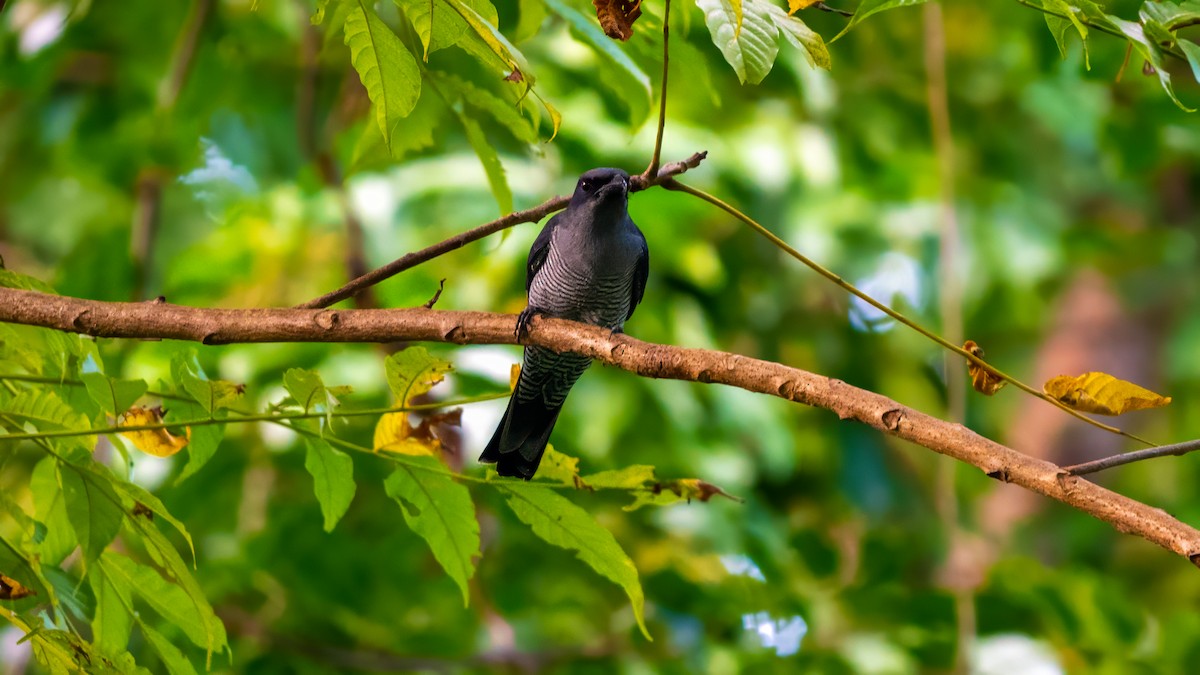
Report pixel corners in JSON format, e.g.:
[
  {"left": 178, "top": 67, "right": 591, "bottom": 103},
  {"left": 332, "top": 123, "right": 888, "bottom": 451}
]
[
  {"left": 526, "top": 214, "right": 559, "bottom": 291},
  {"left": 627, "top": 225, "right": 649, "bottom": 321}
]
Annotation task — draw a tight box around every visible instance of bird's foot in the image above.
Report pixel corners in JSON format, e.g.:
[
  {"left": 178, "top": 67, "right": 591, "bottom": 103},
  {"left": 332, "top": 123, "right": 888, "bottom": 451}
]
[
  {"left": 607, "top": 326, "right": 625, "bottom": 338},
  {"left": 515, "top": 307, "right": 539, "bottom": 341}
]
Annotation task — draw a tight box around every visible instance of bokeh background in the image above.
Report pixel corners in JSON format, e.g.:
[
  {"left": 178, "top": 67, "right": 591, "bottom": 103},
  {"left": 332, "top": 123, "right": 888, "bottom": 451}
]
[{"left": 3, "top": 0, "right": 1200, "bottom": 671}]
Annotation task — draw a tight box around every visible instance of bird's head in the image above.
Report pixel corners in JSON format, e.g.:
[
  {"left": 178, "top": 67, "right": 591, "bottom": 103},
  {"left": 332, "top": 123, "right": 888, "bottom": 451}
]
[{"left": 569, "top": 167, "right": 630, "bottom": 215}]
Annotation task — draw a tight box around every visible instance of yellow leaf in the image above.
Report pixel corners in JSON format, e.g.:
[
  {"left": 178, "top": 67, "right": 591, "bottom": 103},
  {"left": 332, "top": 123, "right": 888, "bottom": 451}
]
[
  {"left": 964, "top": 340, "right": 1006, "bottom": 396},
  {"left": 509, "top": 363, "right": 521, "bottom": 392},
  {"left": 532, "top": 445, "right": 588, "bottom": 487},
  {"left": 788, "top": 0, "right": 819, "bottom": 14},
  {"left": 1043, "top": 372, "right": 1172, "bottom": 416},
  {"left": 374, "top": 409, "right": 462, "bottom": 457},
  {"left": 0, "top": 572, "right": 36, "bottom": 600},
  {"left": 119, "top": 406, "right": 189, "bottom": 457}
]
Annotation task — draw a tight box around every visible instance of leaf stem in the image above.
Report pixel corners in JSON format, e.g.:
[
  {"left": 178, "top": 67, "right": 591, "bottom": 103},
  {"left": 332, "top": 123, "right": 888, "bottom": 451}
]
[
  {"left": 0, "top": 392, "right": 510, "bottom": 444},
  {"left": 667, "top": 179, "right": 1156, "bottom": 447},
  {"left": 645, "top": 0, "right": 671, "bottom": 179},
  {"left": 1013, "top": 0, "right": 1186, "bottom": 62}
]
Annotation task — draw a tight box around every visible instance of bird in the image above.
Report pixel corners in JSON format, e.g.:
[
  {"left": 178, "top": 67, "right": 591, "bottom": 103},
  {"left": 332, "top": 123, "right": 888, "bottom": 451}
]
[{"left": 480, "top": 167, "right": 649, "bottom": 479}]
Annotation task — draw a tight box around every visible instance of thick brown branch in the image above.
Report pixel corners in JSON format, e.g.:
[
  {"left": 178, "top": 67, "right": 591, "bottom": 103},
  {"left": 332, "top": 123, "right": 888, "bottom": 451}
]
[
  {"left": 297, "top": 151, "right": 707, "bottom": 310},
  {"left": 3, "top": 286, "right": 1200, "bottom": 566}
]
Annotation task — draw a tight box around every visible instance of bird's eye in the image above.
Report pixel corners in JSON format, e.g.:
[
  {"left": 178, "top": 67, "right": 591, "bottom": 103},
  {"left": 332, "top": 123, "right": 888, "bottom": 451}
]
[{"left": 580, "top": 178, "right": 596, "bottom": 192}]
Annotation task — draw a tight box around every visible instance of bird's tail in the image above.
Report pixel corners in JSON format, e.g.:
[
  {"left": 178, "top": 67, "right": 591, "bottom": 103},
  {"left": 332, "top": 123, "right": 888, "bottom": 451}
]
[{"left": 479, "top": 391, "right": 563, "bottom": 479}]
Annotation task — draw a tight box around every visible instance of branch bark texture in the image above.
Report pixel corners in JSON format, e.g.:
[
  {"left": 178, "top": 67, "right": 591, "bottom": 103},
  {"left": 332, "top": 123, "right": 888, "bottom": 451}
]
[{"left": 3, "top": 286, "right": 1199, "bottom": 567}]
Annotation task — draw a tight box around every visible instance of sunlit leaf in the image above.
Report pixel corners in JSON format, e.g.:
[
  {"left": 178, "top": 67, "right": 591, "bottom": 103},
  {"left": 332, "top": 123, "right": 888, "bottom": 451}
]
[
  {"left": 1043, "top": 371, "right": 1172, "bottom": 416},
  {"left": 581, "top": 464, "right": 656, "bottom": 489},
  {"left": 385, "top": 347, "right": 453, "bottom": 405},
  {"left": 119, "top": 406, "right": 189, "bottom": 458},
  {"left": 344, "top": 0, "right": 423, "bottom": 151},
  {"left": 304, "top": 438, "right": 357, "bottom": 532},
  {"left": 532, "top": 445, "right": 586, "bottom": 486},
  {"left": 443, "top": 0, "right": 534, "bottom": 80},
  {"left": 963, "top": 340, "right": 1006, "bottom": 396},
  {"left": 385, "top": 457, "right": 480, "bottom": 605},
  {"left": 761, "top": 0, "right": 830, "bottom": 69},
  {"left": 501, "top": 484, "right": 650, "bottom": 638},
  {"left": 697, "top": 0, "right": 780, "bottom": 84}
]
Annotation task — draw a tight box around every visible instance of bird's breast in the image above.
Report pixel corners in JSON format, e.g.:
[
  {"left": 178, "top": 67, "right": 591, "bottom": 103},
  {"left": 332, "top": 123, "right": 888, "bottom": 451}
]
[{"left": 529, "top": 242, "right": 635, "bottom": 328}]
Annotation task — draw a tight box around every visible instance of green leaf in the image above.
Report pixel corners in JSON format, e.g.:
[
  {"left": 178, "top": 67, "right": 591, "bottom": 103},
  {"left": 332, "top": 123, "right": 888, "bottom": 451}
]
[
  {"left": 500, "top": 484, "right": 649, "bottom": 638},
  {"left": 304, "top": 438, "right": 357, "bottom": 532},
  {"left": 760, "top": 0, "right": 830, "bottom": 69},
  {"left": 832, "top": 0, "right": 927, "bottom": 41},
  {"left": 141, "top": 622, "right": 199, "bottom": 675},
  {"left": 32, "top": 458, "right": 76, "bottom": 567},
  {"left": 107, "top": 476, "right": 196, "bottom": 565},
  {"left": 0, "top": 534, "right": 50, "bottom": 602},
  {"left": 351, "top": 92, "right": 445, "bottom": 171},
  {"left": 89, "top": 565, "right": 134, "bottom": 656},
  {"left": 443, "top": 0, "right": 533, "bottom": 79},
  {"left": 433, "top": 72, "right": 537, "bottom": 143},
  {"left": 81, "top": 372, "right": 147, "bottom": 416},
  {"left": 458, "top": 109, "right": 514, "bottom": 215},
  {"left": 1, "top": 389, "right": 91, "bottom": 439},
  {"left": 58, "top": 463, "right": 124, "bottom": 570},
  {"left": 1140, "top": 0, "right": 1200, "bottom": 30},
  {"left": 542, "top": 0, "right": 653, "bottom": 121},
  {"left": 385, "top": 347, "right": 454, "bottom": 405},
  {"left": 1107, "top": 14, "right": 1194, "bottom": 111},
  {"left": 394, "top": 0, "right": 496, "bottom": 59},
  {"left": 532, "top": 445, "right": 583, "bottom": 486},
  {"left": 697, "top": 0, "right": 780, "bottom": 84},
  {"left": 345, "top": 0, "right": 423, "bottom": 152},
  {"left": 99, "top": 552, "right": 226, "bottom": 661},
  {"left": 1180, "top": 39, "right": 1200, "bottom": 85},
  {"left": 583, "top": 464, "right": 657, "bottom": 489},
  {"left": 122, "top": 518, "right": 228, "bottom": 663},
  {"left": 1044, "top": 12, "right": 1073, "bottom": 59},
  {"left": 384, "top": 457, "right": 480, "bottom": 606},
  {"left": 162, "top": 401, "right": 224, "bottom": 483},
  {"left": 513, "top": 0, "right": 547, "bottom": 42},
  {"left": 284, "top": 368, "right": 328, "bottom": 413}
]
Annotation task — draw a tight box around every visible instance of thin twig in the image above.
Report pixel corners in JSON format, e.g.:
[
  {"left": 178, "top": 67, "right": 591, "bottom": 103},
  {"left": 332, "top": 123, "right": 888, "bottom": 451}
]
[
  {"left": 0, "top": 392, "right": 509, "bottom": 444},
  {"left": 814, "top": 2, "right": 853, "bottom": 17},
  {"left": 297, "top": 151, "right": 708, "bottom": 310},
  {"left": 644, "top": 0, "right": 671, "bottom": 179},
  {"left": 1, "top": 287, "right": 1198, "bottom": 564},
  {"left": 665, "top": 179, "right": 1157, "bottom": 447},
  {"left": 1064, "top": 439, "right": 1200, "bottom": 476},
  {"left": 423, "top": 279, "right": 447, "bottom": 309}
]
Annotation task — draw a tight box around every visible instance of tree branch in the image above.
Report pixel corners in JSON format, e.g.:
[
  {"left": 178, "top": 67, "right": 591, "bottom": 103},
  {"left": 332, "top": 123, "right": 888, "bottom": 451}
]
[
  {"left": 1065, "top": 438, "right": 1200, "bottom": 476},
  {"left": 297, "top": 151, "right": 708, "bottom": 310},
  {"left": 3, "top": 287, "right": 1200, "bottom": 566}
]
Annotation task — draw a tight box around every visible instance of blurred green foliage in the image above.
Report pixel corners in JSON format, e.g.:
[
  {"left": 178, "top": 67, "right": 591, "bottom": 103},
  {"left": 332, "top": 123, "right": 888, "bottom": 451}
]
[{"left": 3, "top": 0, "right": 1200, "bottom": 672}]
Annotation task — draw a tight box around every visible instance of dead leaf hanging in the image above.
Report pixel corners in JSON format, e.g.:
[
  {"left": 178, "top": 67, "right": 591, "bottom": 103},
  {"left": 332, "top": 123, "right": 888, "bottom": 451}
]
[
  {"left": 1043, "top": 372, "right": 1172, "bottom": 416},
  {"left": 594, "top": 0, "right": 642, "bottom": 41},
  {"left": 119, "top": 406, "right": 190, "bottom": 457},
  {"left": 963, "top": 340, "right": 1006, "bottom": 396}
]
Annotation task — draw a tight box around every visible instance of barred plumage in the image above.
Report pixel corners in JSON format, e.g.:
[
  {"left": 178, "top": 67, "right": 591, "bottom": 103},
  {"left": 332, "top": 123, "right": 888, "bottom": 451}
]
[{"left": 480, "top": 168, "right": 649, "bottom": 478}]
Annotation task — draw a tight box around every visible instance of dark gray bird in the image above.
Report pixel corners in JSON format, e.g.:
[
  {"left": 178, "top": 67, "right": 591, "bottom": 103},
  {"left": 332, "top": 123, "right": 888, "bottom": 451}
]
[{"left": 480, "top": 168, "right": 649, "bottom": 479}]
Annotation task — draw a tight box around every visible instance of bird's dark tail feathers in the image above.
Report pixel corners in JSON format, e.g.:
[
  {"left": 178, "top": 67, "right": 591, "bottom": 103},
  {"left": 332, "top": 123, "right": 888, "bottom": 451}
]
[{"left": 479, "top": 392, "right": 563, "bottom": 480}]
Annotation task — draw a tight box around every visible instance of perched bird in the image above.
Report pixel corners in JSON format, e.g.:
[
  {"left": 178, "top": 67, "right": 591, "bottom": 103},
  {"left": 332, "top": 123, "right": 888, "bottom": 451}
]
[{"left": 480, "top": 168, "right": 649, "bottom": 479}]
